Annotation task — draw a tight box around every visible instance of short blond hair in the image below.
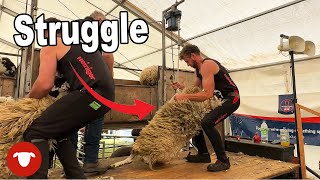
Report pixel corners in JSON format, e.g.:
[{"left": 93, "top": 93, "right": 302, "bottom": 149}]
[{"left": 90, "top": 10, "right": 106, "bottom": 20}]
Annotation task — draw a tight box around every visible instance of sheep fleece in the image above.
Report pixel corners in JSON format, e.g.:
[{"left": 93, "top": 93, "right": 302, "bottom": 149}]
[{"left": 131, "top": 87, "right": 222, "bottom": 167}]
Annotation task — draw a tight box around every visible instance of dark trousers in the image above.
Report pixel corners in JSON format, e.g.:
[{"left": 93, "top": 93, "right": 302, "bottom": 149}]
[
  {"left": 69, "top": 116, "right": 104, "bottom": 164},
  {"left": 23, "top": 89, "right": 113, "bottom": 179},
  {"left": 193, "top": 95, "right": 240, "bottom": 162}
]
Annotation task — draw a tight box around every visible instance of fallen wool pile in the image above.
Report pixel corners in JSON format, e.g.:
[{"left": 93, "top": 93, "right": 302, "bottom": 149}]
[
  {"left": 0, "top": 96, "right": 13, "bottom": 103},
  {"left": 110, "top": 87, "right": 222, "bottom": 169},
  {"left": 139, "top": 65, "right": 159, "bottom": 86},
  {"left": 0, "top": 97, "right": 56, "bottom": 141},
  {"left": 0, "top": 96, "right": 56, "bottom": 179}
]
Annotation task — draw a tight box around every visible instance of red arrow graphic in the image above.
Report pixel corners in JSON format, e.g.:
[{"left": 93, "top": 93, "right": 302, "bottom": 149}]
[{"left": 69, "top": 62, "right": 155, "bottom": 120}]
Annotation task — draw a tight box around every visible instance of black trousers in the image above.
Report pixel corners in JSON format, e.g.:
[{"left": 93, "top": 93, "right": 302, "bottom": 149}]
[
  {"left": 193, "top": 94, "right": 240, "bottom": 162},
  {"left": 23, "top": 88, "right": 114, "bottom": 179}
]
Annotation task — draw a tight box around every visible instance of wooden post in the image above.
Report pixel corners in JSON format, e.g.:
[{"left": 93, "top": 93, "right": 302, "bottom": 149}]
[
  {"left": 298, "top": 104, "right": 320, "bottom": 117},
  {"left": 295, "top": 103, "right": 307, "bottom": 178}
]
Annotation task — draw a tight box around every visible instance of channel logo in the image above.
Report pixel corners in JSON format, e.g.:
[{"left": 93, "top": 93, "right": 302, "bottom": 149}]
[{"left": 6, "top": 142, "right": 41, "bottom": 177}]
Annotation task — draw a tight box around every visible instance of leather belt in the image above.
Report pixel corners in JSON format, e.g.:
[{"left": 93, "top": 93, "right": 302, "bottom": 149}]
[{"left": 79, "top": 86, "right": 94, "bottom": 95}]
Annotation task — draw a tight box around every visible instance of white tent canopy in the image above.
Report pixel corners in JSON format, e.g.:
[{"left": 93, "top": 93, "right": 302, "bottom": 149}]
[{"left": 0, "top": 0, "right": 319, "bottom": 80}]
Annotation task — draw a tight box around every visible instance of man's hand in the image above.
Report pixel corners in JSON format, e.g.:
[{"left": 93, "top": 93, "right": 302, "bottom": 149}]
[{"left": 171, "top": 82, "right": 185, "bottom": 90}]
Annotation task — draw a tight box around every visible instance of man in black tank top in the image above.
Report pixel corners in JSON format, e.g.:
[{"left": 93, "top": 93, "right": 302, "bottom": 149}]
[
  {"left": 67, "top": 10, "right": 116, "bottom": 173},
  {"left": 23, "top": 17, "right": 115, "bottom": 179},
  {"left": 173, "top": 44, "right": 240, "bottom": 172}
]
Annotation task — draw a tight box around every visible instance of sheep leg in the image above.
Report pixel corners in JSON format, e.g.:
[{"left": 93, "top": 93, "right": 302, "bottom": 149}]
[{"left": 109, "top": 154, "right": 135, "bottom": 169}]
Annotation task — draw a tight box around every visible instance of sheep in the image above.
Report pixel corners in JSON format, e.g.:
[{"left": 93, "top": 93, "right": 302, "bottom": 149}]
[
  {"left": 0, "top": 81, "right": 68, "bottom": 178},
  {"left": 109, "top": 87, "right": 222, "bottom": 170},
  {"left": 139, "top": 65, "right": 159, "bottom": 86}
]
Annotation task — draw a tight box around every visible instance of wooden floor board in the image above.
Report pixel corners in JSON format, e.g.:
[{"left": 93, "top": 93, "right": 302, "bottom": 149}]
[{"left": 49, "top": 151, "right": 299, "bottom": 179}]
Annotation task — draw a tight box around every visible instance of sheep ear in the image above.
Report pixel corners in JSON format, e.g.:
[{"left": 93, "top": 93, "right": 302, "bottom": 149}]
[
  {"left": 30, "top": 152, "right": 36, "bottom": 158},
  {"left": 13, "top": 152, "right": 19, "bottom": 158}
]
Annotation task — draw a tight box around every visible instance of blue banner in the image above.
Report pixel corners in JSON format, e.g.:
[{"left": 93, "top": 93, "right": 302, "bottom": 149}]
[
  {"left": 278, "top": 94, "right": 294, "bottom": 115},
  {"left": 229, "top": 114, "right": 320, "bottom": 146}
]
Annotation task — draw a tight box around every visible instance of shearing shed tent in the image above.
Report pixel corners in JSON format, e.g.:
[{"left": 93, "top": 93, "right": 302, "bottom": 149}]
[
  {"left": 1, "top": 0, "right": 320, "bottom": 76},
  {"left": 0, "top": 0, "right": 319, "bottom": 178}
]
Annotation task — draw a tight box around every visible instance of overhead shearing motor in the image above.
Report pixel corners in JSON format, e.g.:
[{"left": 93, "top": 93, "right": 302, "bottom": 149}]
[{"left": 164, "top": 8, "right": 182, "bottom": 31}]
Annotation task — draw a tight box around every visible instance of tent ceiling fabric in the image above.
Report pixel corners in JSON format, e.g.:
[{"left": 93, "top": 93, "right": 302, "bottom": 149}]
[
  {"left": 129, "top": 0, "right": 319, "bottom": 70},
  {"left": 129, "top": 0, "right": 294, "bottom": 39},
  {"left": 0, "top": 0, "right": 319, "bottom": 80}
]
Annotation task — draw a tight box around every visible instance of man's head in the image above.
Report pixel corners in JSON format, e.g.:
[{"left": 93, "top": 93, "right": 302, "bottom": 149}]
[
  {"left": 179, "top": 44, "right": 201, "bottom": 68},
  {"left": 44, "top": 17, "right": 62, "bottom": 37},
  {"left": 90, "top": 10, "right": 106, "bottom": 24}
]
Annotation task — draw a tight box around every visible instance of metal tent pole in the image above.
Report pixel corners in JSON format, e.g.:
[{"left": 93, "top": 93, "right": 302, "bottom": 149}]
[{"left": 289, "top": 51, "right": 303, "bottom": 179}]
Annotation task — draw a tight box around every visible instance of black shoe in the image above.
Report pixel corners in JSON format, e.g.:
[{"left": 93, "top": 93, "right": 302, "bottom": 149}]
[
  {"left": 55, "top": 139, "right": 86, "bottom": 179},
  {"left": 207, "top": 158, "right": 230, "bottom": 172},
  {"left": 185, "top": 152, "right": 211, "bottom": 163},
  {"left": 27, "top": 139, "right": 50, "bottom": 179}
]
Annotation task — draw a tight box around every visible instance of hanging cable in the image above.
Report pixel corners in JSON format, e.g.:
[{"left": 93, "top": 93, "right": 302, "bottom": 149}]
[
  {"left": 176, "top": 11, "right": 181, "bottom": 84},
  {"left": 171, "top": 31, "right": 175, "bottom": 82},
  {"left": 172, "top": 0, "right": 179, "bottom": 79},
  {"left": 163, "top": 0, "right": 183, "bottom": 86}
]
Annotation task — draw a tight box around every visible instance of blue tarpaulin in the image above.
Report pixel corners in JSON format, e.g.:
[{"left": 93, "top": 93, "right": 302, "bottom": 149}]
[{"left": 230, "top": 114, "right": 320, "bottom": 146}]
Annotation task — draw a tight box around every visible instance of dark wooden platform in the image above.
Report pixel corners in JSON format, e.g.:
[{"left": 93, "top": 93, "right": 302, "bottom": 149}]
[{"left": 49, "top": 151, "right": 299, "bottom": 179}]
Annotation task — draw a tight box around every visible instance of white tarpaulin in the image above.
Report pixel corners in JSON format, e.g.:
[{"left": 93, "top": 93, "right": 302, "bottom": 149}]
[
  {"left": 231, "top": 57, "right": 320, "bottom": 115},
  {"left": 0, "top": 0, "right": 319, "bottom": 80}
]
